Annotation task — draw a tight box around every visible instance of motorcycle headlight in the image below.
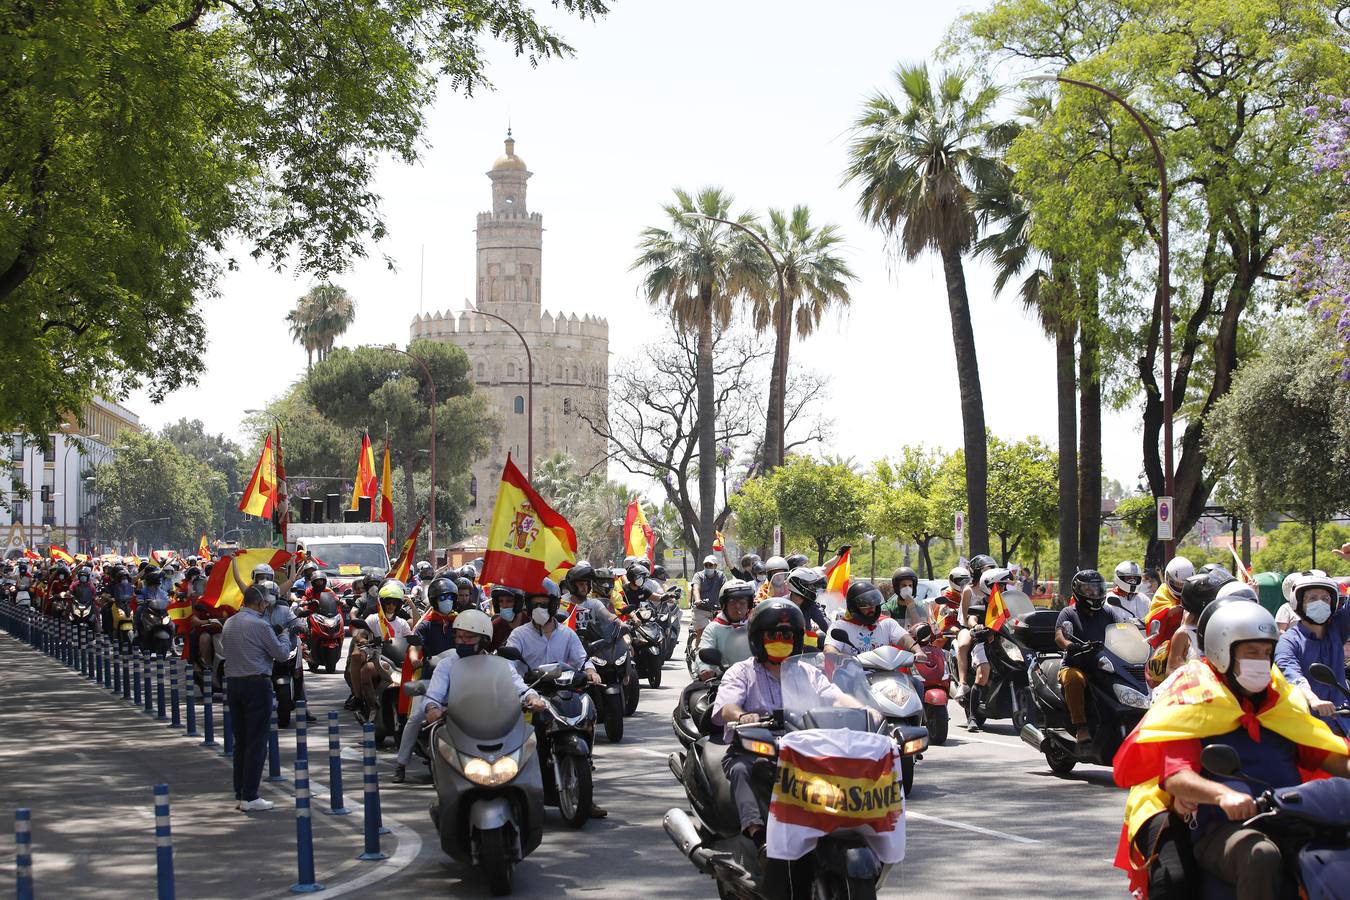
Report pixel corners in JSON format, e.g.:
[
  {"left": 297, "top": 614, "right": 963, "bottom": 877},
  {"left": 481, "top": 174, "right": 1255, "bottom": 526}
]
[
  {"left": 901, "top": 735, "right": 928, "bottom": 756},
  {"left": 873, "top": 680, "right": 911, "bottom": 705},
  {"left": 1000, "top": 637, "right": 1023, "bottom": 662},
  {"left": 1112, "top": 683, "right": 1151, "bottom": 710},
  {"left": 614, "top": 653, "right": 627, "bottom": 665},
  {"left": 589, "top": 656, "right": 604, "bottom": 668},
  {"left": 461, "top": 752, "right": 520, "bottom": 786}
]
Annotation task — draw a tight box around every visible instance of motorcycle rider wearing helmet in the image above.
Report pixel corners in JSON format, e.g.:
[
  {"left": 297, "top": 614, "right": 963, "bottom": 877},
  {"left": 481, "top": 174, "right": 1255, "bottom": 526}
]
[
  {"left": 423, "top": 608, "right": 545, "bottom": 725},
  {"left": 826, "top": 581, "right": 928, "bottom": 663},
  {"left": 1275, "top": 572, "right": 1350, "bottom": 721},
  {"left": 1162, "top": 571, "right": 1231, "bottom": 680},
  {"left": 696, "top": 580, "right": 755, "bottom": 681},
  {"left": 1056, "top": 570, "right": 1135, "bottom": 745},
  {"left": 755, "top": 556, "right": 790, "bottom": 602},
  {"left": 1114, "top": 602, "right": 1350, "bottom": 900},
  {"left": 348, "top": 582, "right": 412, "bottom": 717},
  {"left": 691, "top": 554, "right": 726, "bottom": 641},
  {"left": 563, "top": 561, "right": 616, "bottom": 634},
  {"left": 784, "top": 567, "right": 830, "bottom": 648},
  {"left": 453, "top": 577, "right": 478, "bottom": 614},
  {"left": 713, "top": 600, "right": 857, "bottom": 846},
  {"left": 1108, "top": 560, "right": 1150, "bottom": 620},
  {"left": 1274, "top": 570, "right": 1327, "bottom": 634},
  {"left": 394, "top": 576, "right": 463, "bottom": 782},
  {"left": 954, "top": 554, "right": 998, "bottom": 700},
  {"left": 731, "top": 553, "right": 761, "bottom": 583},
  {"left": 621, "top": 560, "right": 662, "bottom": 611},
  {"left": 489, "top": 585, "right": 525, "bottom": 649},
  {"left": 882, "top": 567, "right": 925, "bottom": 630},
  {"left": 505, "top": 579, "right": 598, "bottom": 684},
  {"left": 929, "top": 567, "right": 969, "bottom": 641}
]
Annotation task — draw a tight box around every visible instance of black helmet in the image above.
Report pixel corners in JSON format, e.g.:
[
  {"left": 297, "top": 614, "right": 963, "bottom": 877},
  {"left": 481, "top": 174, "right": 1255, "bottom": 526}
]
[
  {"left": 142, "top": 566, "right": 162, "bottom": 587},
  {"left": 1182, "top": 571, "right": 1230, "bottom": 617},
  {"left": 1071, "top": 570, "right": 1108, "bottom": 610},
  {"left": 968, "top": 554, "right": 997, "bottom": 582},
  {"left": 786, "top": 553, "right": 810, "bottom": 569},
  {"left": 111, "top": 564, "right": 128, "bottom": 580},
  {"left": 786, "top": 567, "right": 825, "bottom": 604},
  {"left": 746, "top": 598, "right": 805, "bottom": 663},
  {"left": 751, "top": 562, "right": 766, "bottom": 579},
  {"left": 1197, "top": 563, "right": 1233, "bottom": 581},
  {"left": 183, "top": 566, "right": 202, "bottom": 583},
  {"left": 625, "top": 561, "right": 650, "bottom": 584},
  {"left": 739, "top": 553, "right": 761, "bottom": 573},
  {"left": 593, "top": 567, "right": 617, "bottom": 592},
  {"left": 490, "top": 585, "right": 523, "bottom": 614},
  {"left": 55, "top": 564, "right": 70, "bottom": 579},
  {"left": 426, "top": 577, "right": 455, "bottom": 608},
  {"left": 567, "top": 561, "right": 596, "bottom": 585},
  {"left": 718, "top": 579, "right": 757, "bottom": 610},
  {"left": 846, "top": 581, "right": 885, "bottom": 626},
  {"left": 300, "top": 561, "right": 318, "bottom": 578},
  {"left": 524, "top": 578, "right": 562, "bottom": 615},
  {"left": 309, "top": 572, "right": 328, "bottom": 591},
  {"left": 890, "top": 567, "right": 919, "bottom": 597},
  {"left": 651, "top": 564, "right": 667, "bottom": 581}
]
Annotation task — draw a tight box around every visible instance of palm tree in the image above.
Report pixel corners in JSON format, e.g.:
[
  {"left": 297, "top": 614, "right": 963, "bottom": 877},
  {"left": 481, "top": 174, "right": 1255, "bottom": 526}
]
[
  {"left": 304, "top": 284, "right": 356, "bottom": 362},
  {"left": 846, "top": 63, "right": 1002, "bottom": 556},
  {"left": 753, "top": 206, "right": 857, "bottom": 473},
  {"left": 286, "top": 302, "right": 321, "bottom": 371},
  {"left": 632, "top": 188, "right": 761, "bottom": 555}
]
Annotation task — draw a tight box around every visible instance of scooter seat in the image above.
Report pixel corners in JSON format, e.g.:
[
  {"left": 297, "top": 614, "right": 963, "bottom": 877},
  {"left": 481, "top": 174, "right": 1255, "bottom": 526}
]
[{"left": 693, "top": 738, "right": 742, "bottom": 837}]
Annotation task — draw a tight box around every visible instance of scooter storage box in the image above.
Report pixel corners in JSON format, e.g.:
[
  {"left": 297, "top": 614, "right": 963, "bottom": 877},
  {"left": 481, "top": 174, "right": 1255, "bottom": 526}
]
[{"left": 1014, "top": 609, "right": 1061, "bottom": 654}]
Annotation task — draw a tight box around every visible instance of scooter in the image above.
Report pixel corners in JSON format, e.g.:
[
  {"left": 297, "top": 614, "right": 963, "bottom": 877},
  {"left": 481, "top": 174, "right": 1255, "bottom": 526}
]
[
  {"left": 664, "top": 655, "right": 927, "bottom": 900},
  {"left": 911, "top": 623, "right": 951, "bottom": 746},
  {"left": 629, "top": 604, "right": 667, "bottom": 689},
  {"left": 961, "top": 589, "right": 1037, "bottom": 732},
  {"left": 136, "top": 603, "right": 177, "bottom": 656},
  {"left": 427, "top": 650, "right": 545, "bottom": 896},
  {"left": 655, "top": 588, "right": 682, "bottom": 662},
  {"left": 830, "top": 629, "right": 924, "bottom": 797},
  {"left": 582, "top": 617, "right": 630, "bottom": 743},
  {"left": 1019, "top": 621, "right": 1151, "bottom": 775},
  {"left": 304, "top": 592, "right": 345, "bottom": 674},
  {"left": 524, "top": 663, "right": 597, "bottom": 828}
]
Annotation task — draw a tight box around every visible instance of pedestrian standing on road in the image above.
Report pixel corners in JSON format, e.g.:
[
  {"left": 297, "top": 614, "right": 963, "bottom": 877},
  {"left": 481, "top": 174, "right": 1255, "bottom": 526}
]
[{"left": 223, "top": 585, "right": 293, "bottom": 811}]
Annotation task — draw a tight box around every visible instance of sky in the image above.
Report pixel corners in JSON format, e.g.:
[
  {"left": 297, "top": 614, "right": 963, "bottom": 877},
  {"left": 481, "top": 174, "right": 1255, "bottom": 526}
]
[{"left": 130, "top": 0, "right": 1148, "bottom": 494}]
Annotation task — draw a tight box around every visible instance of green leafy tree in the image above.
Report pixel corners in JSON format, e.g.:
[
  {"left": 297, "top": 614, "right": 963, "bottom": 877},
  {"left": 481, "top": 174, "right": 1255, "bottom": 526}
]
[
  {"left": 846, "top": 62, "right": 1003, "bottom": 556},
  {"left": 158, "top": 418, "right": 246, "bottom": 539},
  {"left": 93, "top": 431, "right": 221, "bottom": 551},
  {"left": 771, "top": 456, "right": 868, "bottom": 564},
  {"left": 865, "top": 449, "right": 950, "bottom": 578},
  {"left": 288, "top": 284, "right": 357, "bottom": 370},
  {"left": 985, "top": 435, "right": 1059, "bottom": 566},
  {"left": 1254, "top": 523, "right": 1350, "bottom": 577},
  {"left": 0, "top": 0, "right": 609, "bottom": 441},
  {"left": 728, "top": 474, "right": 780, "bottom": 555}
]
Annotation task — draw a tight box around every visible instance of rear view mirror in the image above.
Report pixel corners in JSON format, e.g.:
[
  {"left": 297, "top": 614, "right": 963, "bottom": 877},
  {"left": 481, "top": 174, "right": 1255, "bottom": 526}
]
[
  {"left": 1200, "top": 744, "right": 1241, "bottom": 777},
  {"left": 830, "top": 628, "right": 852, "bottom": 646},
  {"left": 913, "top": 623, "right": 934, "bottom": 643},
  {"left": 698, "top": 647, "right": 723, "bottom": 667},
  {"left": 497, "top": 646, "right": 522, "bottom": 662}
]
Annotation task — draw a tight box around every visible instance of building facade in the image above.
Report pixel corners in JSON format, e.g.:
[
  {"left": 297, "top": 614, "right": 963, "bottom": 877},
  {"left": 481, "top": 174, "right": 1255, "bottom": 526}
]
[
  {"left": 3, "top": 397, "right": 141, "bottom": 555},
  {"left": 411, "top": 133, "right": 609, "bottom": 526}
]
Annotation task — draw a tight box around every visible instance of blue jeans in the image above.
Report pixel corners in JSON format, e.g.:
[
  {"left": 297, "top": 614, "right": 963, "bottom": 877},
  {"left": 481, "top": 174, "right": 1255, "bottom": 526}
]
[{"left": 228, "top": 678, "right": 274, "bottom": 802}]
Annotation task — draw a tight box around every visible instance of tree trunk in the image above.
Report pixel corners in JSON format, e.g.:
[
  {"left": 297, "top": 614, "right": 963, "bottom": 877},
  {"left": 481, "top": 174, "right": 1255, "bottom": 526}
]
[
  {"left": 938, "top": 243, "right": 988, "bottom": 556},
  {"left": 695, "top": 301, "right": 718, "bottom": 556},
  {"left": 1055, "top": 319, "right": 1079, "bottom": 604},
  {"left": 760, "top": 297, "right": 790, "bottom": 474},
  {"left": 1077, "top": 278, "right": 1102, "bottom": 569}
]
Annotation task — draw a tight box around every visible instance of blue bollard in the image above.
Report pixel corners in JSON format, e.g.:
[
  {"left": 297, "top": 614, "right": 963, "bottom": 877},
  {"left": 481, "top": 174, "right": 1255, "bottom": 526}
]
[
  {"left": 144, "top": 652, "right": 154, "bottom": 714},
  {"left": 121, "top": 648, "right": 132, "bottom": 701},
  {"left": 81, "top": 630, "right": 91, "bottom": 679},
  {"left": 289, "top": 758, "right": 325, "bottom": 893},
  {"left": 15, "top": 807, "right": 34, "bottom": 900},
  {"left": 295, "top": 700, "right": 309, "bottom": 765},
  {"left": 169, "top": 658, "right": 182, "bottom": 729},
  {"left": 324, "top": 712, "right": 349, "bottom": 816},
  {"left": 104, "top": 639, "right": 116, "bottom": 690},
  {"left": 99, "top": 637, "right": 110, "bottom": 688},
  {"left": 357, "top": 723, "right": 386, "bottom": 860},
  {"left": 267, "top": 698, "right": 284, "bottom": 782},
  {"left": 221, "top": 679, "right": 234, "bottom": 758},
  {"left": 133, "top": 650, "right": 144, "bottom": 709},
  {"left": 184, "top": 664, "right": 198, "bottom": 738},
  {"left": 156, "top": 656, "right": 167, "bottom": 721},
  {"left": 202, "top": 687, "right": 216, "bottom": 747},
  {"left": 112, "top": 642, "right": 122, "bottom": 695},
  {"left": 153, "top": 785, "right": 176, "bottom": 900}
]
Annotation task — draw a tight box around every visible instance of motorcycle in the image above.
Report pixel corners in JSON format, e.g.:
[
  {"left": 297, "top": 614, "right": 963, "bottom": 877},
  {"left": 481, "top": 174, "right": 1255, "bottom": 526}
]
[
  {"left": 581, "top": 617, "right": 631, "bottom": 743},
  {"left": 829, "top": 630, "right": 924, "bottom": 797},
  {"left": 137, "top": 604, "right": 177, "bottom": 657},
  {"left": 672, "top": 647, "right": 725, "bottom": 748},
  {"left": 911, "top": 622, "right": 951, "bottom": 746},
  {"left": 629, "top": 604, "right": 667, "bottom": 689},
  {"left": 49, "top": 589, "right": 72, "bottom": 621},
  {"left": 665, "top": 655, "right": 927, "bottom": 900},
  {"left": 1019, "top": 619, "right": 1151, "bottom": 775},
  {"left": 348, "top": 620, "right": 410, "bottom": 746},
  {"left": 961, "top": 589, "right": 1037, "bottom": 732},
  {"left": 426, "top": 650, "right": 545, "bottom": 896},
  {"left": 69, "top": 591, "right": 98, "bottom": 636},
  {"left": 523, "top": 662, "right": 598, "bottom": 828},
  {"left": 304, "top": 591, "right": 345, "bottom": 674},
  {"left": 655, "top": 587, "right": 682, "bottom": 662}
]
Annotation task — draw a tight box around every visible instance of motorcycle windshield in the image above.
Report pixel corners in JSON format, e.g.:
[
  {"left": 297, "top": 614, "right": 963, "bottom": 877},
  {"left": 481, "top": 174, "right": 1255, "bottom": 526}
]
[
  {"left": 782, "top": 655, "right": 871, "bottom": 720},
  {"left": 445, "top": 655, "right": 525, "bottom": 740},
  {"left": 1001, "top": 589, "right": 1035, "bottom": 623},
  {"left": 1104, "top": 623, "right": 1149, "bottom": 665},
  {"left": 317, "top": 593, "right": 339, "bottom": 616}
]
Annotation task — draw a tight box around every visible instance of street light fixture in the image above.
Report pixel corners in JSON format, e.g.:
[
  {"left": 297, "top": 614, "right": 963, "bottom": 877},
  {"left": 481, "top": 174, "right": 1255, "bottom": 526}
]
[
  {"left": 1025, "top": 72, "right": 1175, "bottom": 564},
  {"left": 383, "top": 344, "right": 439, "bottom": 566}
]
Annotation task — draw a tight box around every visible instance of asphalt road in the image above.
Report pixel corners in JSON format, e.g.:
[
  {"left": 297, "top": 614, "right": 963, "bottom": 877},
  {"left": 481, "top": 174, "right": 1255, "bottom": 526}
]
[{"left": 0, "top": 619, "right": 1129, "bottom": 899}]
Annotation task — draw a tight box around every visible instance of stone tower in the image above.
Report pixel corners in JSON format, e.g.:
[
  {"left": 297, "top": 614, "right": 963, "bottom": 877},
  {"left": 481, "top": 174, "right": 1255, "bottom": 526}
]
[{"left": 412, "top": 133, "right": 610, "bottom": 529}]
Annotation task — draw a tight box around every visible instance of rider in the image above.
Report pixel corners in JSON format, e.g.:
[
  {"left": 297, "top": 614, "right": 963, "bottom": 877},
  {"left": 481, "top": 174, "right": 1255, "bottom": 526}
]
[
  {"left": 882, "top": 567, "right": 925, "bottom": 630},
  {"left": 1164, "top": 571, "right": 1230, "bottom": 677},
  {"left": 621, "top": 560, "right": 659, "bottom": 611},
  {"left": 1113, "top": 602, "right": 1350, "bottom": 900},
  {"left": 730, "top": 553, "right": 761, "bottom": 583},
  {"left": 348, "top": 582, "right": 412, "bottom": 718},
  {"left": 132, "top": 567, "right": 171, "bottom": 653},
  {"left": 691, "top": 554, "right": 726, "bottom": 641},
  {"left": 422, "top": 607, "right": 545, "bottom": 724},
  {"left": 489, "top": 585, "right": 525, "bottom": 649},
  {"left": 1055, "top": 570, "right": 1134, "bottom": 745},
  {"left": 394, "top": 576, "right": 460, "bottom": 783},
  {"left": 784, "top": 567, "right": 830, "bottom": 649},
  {"left": 696, "top": 579, "right": 754, "bottom": 681},
  {"left": 453, "top": 577, "right": 478, "bottom": 616},
  {"left": 1107, "top": 560, "right": 1150, "bottom": 620},
  {"left": 1275, "top": 572, "right": 1350, "bottom": 720},
  {"left": 825, "top": 581, "right": 928, "bottom": 661},
  {"left": 1144, "top": 556, "right": 1195, "bottom": 687},
  {"left": 953, "top": 554, "right": 998, "bottom": 700},
  {"left": 755, "top": 556, "right": 790, "bottom": 602},
  {"left": 929, "top": 567, "right": 968, "bottom": 642}
]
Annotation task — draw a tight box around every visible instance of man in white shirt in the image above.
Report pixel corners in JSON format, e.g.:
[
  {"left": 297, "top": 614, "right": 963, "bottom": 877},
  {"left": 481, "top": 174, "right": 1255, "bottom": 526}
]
[
  {"left": 824, "top": 582, "right": 927, "bottom": 662},
  {"left": 505, "top": 579, "right": 598, "bottom": 681}
]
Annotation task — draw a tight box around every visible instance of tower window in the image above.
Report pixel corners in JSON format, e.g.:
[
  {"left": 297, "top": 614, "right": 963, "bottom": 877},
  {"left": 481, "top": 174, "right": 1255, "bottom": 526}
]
[
  {"left": 507, "top": 363, "right": 516, "bottom": 378},
  {"left": 563, "top": 398, "right": 572, "bottom": 415},
  {"left": 476, "top": 363, "right": 484, "bottom": 379},
  {"left": 513, "top": 395, "right": 524, "bottom": 414}
]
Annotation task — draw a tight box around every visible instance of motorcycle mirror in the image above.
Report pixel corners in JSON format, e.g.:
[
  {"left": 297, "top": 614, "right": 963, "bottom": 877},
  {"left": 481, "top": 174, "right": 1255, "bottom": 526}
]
[
  {"left": 1310, "top": 662, "right": 1339, "bottom": 687},
  {"left": 913, "top": 623, "right": 934, "bottom": 643},
  {"left": 496, "top": 646, "right": 523, "bottom": 662},
  {"left": 1199, "top": 744, "right": 1242, "bottom": 777},
  {"left": 406, "top": 634, "right": 424, "bottom": 647},
  {"left": 829, "top": 628, "right": 857, "bottom": 649},
  {"left": 698, "top": 647, "right": 723, "bottom": 667}
]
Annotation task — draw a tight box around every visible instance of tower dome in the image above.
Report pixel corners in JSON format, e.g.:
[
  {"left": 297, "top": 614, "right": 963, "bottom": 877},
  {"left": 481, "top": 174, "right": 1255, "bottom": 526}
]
[{"left": 491, "top": 131, "right": 527, "bottom": 172}]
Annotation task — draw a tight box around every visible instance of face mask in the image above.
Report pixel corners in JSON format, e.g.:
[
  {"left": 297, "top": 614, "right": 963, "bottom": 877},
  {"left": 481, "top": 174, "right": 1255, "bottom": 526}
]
[
  {"left": 1304, "top": 600, "right": 1332, "bottom": 625},
  {"left": 436, "top": 599, "right": 454, "bottom": 615},
  {"left": 499, "top": 608, "right": 515, "bottom": 623},
  {"left": 763, "top": 638, "right": 794, "bottom": 663},
  {"left": 1234, "top": 658, "right": 1272, "bottom": 694},
  {"left": 531, "top": 607, "right": 551, "bottom": 626},
  {"left": 899, "top": 587, "right": 914, "bottom": 600},
  {"left": 455, "top": 643, "right": 480, "bottom": 659}
]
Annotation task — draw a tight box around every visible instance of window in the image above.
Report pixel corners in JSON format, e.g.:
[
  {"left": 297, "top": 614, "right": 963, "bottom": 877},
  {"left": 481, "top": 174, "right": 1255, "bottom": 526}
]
[
  {"left": 43, "top": 443, "right": 55, "bottom": 463},
  {"left": 9, "top": 436, "right": 22, "bottom": 462},
  {"left": 476, "top": 363, "right": 485, "bottom": 379},
  {"left": 554, "top": 364, "right": 562, "bottom": 380},
  {"left": 513, "top": 396, "right": 524, "bottom": 414},
  {"left": 507, "top": 363, "right": 516, "bottom": 378},
  {"left": 563, "top": 398, "right": 572, "bottom": 415},
  {"left": 42, "top": 469, "right": 54, "bottom": 525}
]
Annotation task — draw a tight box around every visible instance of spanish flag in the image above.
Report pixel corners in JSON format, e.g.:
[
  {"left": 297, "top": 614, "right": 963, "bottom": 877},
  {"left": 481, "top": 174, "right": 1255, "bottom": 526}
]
[
  {"left": 623, "top": 500, "right": 654, "bottom": 563},
  {"left": 349, "top": 431, "right": 378, "bottom": 509},
  {"left": 824, "top": 547, "right": 851, "bottom": 595},
  {"left": 388, "top": 517, "right": 425, "bottom": 584},
  {"left": 480, "top": 454, "right": 577, "bottom": 592},
  {"left": 713, "top": 530, "right": 725, "bottom": 552},
  {"left": 198, "top": 534, "right": 211, "bottom": 561},
  {"left": 239, "top": 434, "right": 276, "bottom": 519},
  {"left": 985, "top": 582, "right": 1009, "bottom": 632},
  {"left": 199, "top": 548, "right": 293, "bottom": 612},
  {"left": 50, "top": 544, "right": 75, "bottom": 565},
  {"left": 376, "top": 444, "right": 394, "bottom": 543}
]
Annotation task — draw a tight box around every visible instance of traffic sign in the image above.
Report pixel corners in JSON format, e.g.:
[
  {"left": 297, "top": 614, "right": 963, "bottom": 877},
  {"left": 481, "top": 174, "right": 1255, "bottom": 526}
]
[
  {"left": 772, "top": 525, "right": 782, "bottom": 558},
  {"left": 1156, "top": 496, "right": 1174, "bottom": 541},
  {"left": 954, "top": 511, "right": 965, "bottom": 550}
]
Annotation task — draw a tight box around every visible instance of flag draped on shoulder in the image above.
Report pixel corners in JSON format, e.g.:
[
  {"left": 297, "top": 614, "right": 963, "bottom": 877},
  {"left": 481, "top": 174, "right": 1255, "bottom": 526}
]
[
  {"left": 824, "top": 548, "right": 851, "bottom": 595},
  {"left": 480, "top": 454, "right": 577, "bottom": 592},
  {"left": 376, "top": 444, "right": 394, "bottom": 543},
  {"left": 985, "top": 582, "right": 1009, "bottom": 631},
  {"left": 349, "top": 432, "right": 377, "bottom": 509},
  {"left": 239, "top": 434, "right": 276, "bottom": 518},
  {"left": 623, "top": 500, "right": 654, "bottom": 563},
  {"left": 200, "top": 548, "right": 292, "bottom": 612},
  {"left": 49, "top": 545, "right": 75, "bottom": 565},
  {"left": 388, "top": 517, "right": 425, "bottom": 585}
]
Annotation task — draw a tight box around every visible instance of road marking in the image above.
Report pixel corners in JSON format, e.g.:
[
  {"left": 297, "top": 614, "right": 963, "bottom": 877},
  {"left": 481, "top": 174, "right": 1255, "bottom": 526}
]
[
  {"left": 907, "top": 810, "right": 1040, "bottom": 844},
  {"left": 633, "top": 747, "right": 670, "bottom": 758}
]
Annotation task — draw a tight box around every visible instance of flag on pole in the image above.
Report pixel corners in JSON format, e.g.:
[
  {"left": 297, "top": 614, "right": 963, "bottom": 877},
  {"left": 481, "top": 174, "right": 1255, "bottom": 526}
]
[
  {"left": 199, "top": 548, "right": 293, "bottom": 613},
  {"left": 150, "top": 550, "right": 175, "bottom": 566},
  {"left": 985, "top": 582, "right": 1010, "bottom": 632},
  {"left": 198, "top": 534, "right": 211, "bottom": 561},
  {"left": 1230, "top": 546, "right": 1255, "bottom": 585},
  {"left": 388, "top": 517, "right": 425, "bottom": 584},
  {"left": 23, "top": 547, "right": 40, "bottom": 561},
  {"left": 50, "top": 544, "right": 75, "bottom": 565},
  {"left": 273, "top": 423, "right": 288, "bottom": 548},
  {"left": 623, "top": 500, "right": 654, "bottom": 563},
  {"left": 349, "top": 432, "right": 377, "bottom": 509},
  {"left": 376, "top": 443, "right": 394, "bottom": 543},
  {"left": 824, "top": 547, "right": 851, "bottom": 595},
  {"left": 480, "top": 454, "right": 577, "bottom": 592},
  {"left": 713, "top": 530, "right": 725, "bottom": 552},
  {"left": 238, "top": 434, "right": 276, "bottom": 518}
]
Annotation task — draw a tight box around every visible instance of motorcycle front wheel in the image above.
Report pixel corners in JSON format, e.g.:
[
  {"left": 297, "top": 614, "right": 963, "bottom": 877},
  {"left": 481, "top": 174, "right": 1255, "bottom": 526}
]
[
  {"left": 814, "top": 871, "right": 877, "bottom": 900},
  {"left": 647, "top": 661, "right": 662, "bottom": 690},
  {"left": 623, "top": 669, "right": 640, "bottom": 716},
  {"left": 603, "top": 693, "right": 624, "bottom": 743},
  {"left": 556, "top": 755, "right": 593, "bottom": 828},
  {"left": 925, "top": 704, "right": 949, "bottom": 746},
  {"left": 477, "top": 825, "right": 515, "bottom": 896}
]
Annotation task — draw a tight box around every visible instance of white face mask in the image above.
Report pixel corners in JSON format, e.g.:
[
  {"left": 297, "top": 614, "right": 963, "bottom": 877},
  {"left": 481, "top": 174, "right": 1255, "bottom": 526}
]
[
  {"left": 899, "top": 587, "right": 914, "bottom": 601},
  {"left": 1304, "top": 600, "right": 1332, "bottom": 625},
  {"left": 1234, "top": 658, "right": 1272, "bottom": 693},
  {"left": 436, "top": 598, "right": 454, "bottom": 615},
  {"left": 531, "top": 607, "right": 551, "bottom": 626}
]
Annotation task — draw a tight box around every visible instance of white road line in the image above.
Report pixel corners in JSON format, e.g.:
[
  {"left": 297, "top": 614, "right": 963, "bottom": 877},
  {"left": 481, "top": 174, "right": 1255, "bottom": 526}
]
[
  {"left": 907, "top": 810, "right": 1041, "bottom": 844},
  {"left": 633, "top": 747, "right": 671, "bottom": 758}
]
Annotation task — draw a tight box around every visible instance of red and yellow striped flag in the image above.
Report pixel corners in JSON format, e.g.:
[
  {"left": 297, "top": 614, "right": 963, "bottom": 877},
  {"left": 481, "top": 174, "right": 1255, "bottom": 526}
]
[
  {"left": 349, "top": 432, "right": 377, "bottom": 509},
  {"left": 199, "top": 548, "right": 292, "bottom": 613},
  {"left": 824, "top": 547, "right": 851, "bottom": 595},
  {"left": 480, "top": 454, "right": 577, "bottom": 592},
  {"left": 50, "top": 545, "right": 75, "bottom": 565},
  {"left": 388, "top": 517, "right": 425, "bottom": 585},
  {"left": 985, "top": 582, "right": 1009, "bottom": 632},
  {"left": 239, "top": 435, "right": 276, "bottom": 519}
]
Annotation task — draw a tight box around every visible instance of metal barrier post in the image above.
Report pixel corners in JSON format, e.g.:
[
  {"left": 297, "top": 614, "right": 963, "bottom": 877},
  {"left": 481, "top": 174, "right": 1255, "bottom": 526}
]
[
  {"left": 324, "top": 712, "right": 349, "bottom": 815},
  {"left": 15, "top": 808, "right": 34, "bottom": 900},
  {"left": 221, "top": 678, "right": 234, "bottom": 758},
  {"left": 184, "top": 663, "right": 198, "bottom": 737},
  {"left": 356, "top": 723, "right": 386, "bottom": 860},
  {"left": 267, "top": 698, "right": 284, "bottom": 782},
  {"left": 289, "top": 758, "right": 324, "bottom": 893},
  {"left": 156, "top": 656, "right": 167, "bottom": 721},
  {"left": 153, "top": 785, "right": 176, "bottom": 900},
  {"left": 169, "top": 657, "right": 182, "bottom": 729}
]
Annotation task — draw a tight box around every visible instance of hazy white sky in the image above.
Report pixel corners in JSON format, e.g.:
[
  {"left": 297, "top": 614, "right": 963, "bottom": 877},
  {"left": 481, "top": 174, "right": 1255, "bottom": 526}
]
[{"left": 131, "top": 0, "right": 1148, "bottom": 492}]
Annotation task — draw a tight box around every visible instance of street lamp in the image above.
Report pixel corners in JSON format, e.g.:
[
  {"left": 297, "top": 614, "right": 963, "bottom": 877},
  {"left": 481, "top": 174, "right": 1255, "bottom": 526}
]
[
  {"left": 461, "top": 307, "right": 534, "bottom": 480},
  {"left": 684, "top": 213, "right": 788, "bottom": 469},
  {"left": 1026, "top": 72, "right": 1175, "bottom": 564},
  {"left": 382, "top": 345, "right": 438, "bottom": 566}
]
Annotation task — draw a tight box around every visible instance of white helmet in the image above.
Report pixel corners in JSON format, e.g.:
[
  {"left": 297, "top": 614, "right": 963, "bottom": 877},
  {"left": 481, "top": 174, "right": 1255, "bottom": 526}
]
[
  {"left": 1199, "top": 601, "right": 1277, "bottom": 674},
  {"left": 764, "top": 556, "right": 789, "bottom": 575},
  {"left": 1164, "top": 556, "right": 1194, "bottom": 592},
  {"left": 252, "top": 563, "right": 275, "bottom": 583},
  {"left": 259, "top": 580, "right": 280, "bottom": 605},
  {"left": 1291, "top": 573, "right": 1341, "bottom": 610},
  {"left": 703, "top": 555, "right": 718, "bottom": 567},
  {"left": 453, "top": 608, "right": 493, "bottom": 641},
  {"left": 1283, "top": 569, "right": 1328, "bottom": 603},
  {"left": 1114, "top": 560, "right": 1143, "bottom": 595},
  {"left": 948, "top": 566, "right": 972, "bottom": 591},
  {"left": 1216, "top": 580, "right": 1258, "bottom": 603},
  {"left": 979, "top": 567, "right": 1012, "bottom": 597}
]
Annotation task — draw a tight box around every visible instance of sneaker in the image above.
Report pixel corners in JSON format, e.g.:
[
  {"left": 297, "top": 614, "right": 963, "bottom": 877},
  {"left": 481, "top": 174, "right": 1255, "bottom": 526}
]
[
  {"left": 952, "top": 684, "right": 967, "bottom": 700},
  {"left": 392, "top": 765, "right": 406, "bottom": 784},
  {"left": 239, "top": 798, "right": 274, "bottom": 812},
  {"left": 965, "top": 720, "right": 981, "bottom": 733},
  {"left": 590, "top": 804, "right": 608, "bottom": 819}
]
